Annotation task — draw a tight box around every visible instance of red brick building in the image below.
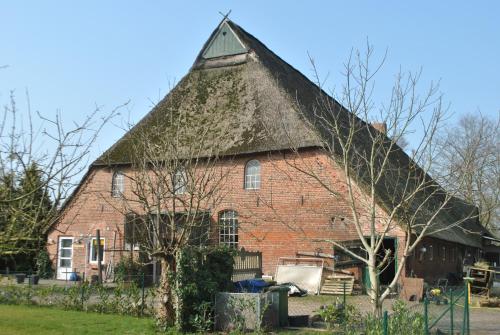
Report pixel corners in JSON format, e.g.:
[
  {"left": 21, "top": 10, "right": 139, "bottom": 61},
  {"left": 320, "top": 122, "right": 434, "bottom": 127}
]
[{"left": 47, "top": 19, "right": 489, "bottom": 287}]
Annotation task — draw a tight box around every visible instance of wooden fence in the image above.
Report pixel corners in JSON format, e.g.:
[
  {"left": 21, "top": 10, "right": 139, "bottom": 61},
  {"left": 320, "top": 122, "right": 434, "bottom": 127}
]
[{"left": 232, "top": 249, "right": 262, "bottom": 281}]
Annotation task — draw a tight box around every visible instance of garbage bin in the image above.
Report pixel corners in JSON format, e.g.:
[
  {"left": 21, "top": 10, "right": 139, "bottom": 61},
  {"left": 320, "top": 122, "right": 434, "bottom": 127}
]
[
  {"left": 15, "top": 273, "right": 26, "bottom": 284},
  {"left": 269, "top": 286, "right": 289, "bottom": 327},
  {"left": 29, "top": 274, "right": 39, "bottom": 285}
]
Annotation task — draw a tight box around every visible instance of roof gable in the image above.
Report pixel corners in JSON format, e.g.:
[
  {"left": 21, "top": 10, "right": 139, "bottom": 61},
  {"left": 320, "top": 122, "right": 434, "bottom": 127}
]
[{"left": 201, "top": 20, "right": 248, "bottom": 59}]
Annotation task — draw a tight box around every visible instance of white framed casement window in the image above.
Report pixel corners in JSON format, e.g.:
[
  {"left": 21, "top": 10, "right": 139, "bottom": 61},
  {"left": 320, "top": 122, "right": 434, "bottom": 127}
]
[
  {"left": 174, "top": 169, "right": 187, "bottom": 195},
  {"left": 111, "top": 171, "right": 124, "bottom": 197},
  {"left": 428, "top": 245, "right": 434, "bottom": 261},
  {"left": 219, "top": 210, "right": 238, "bottom": 248},
  {"left": 244, "top": 160, "right": 261, "bottom": 190},
  {"left": 89, "top": 237, "right": 105, "bottom": 263}
]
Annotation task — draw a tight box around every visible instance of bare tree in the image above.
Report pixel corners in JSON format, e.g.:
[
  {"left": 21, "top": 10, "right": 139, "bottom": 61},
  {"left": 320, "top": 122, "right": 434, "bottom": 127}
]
[
  {"left": 101, "top": 106, "right": 234, "bottom": 326},
  {"left": 432, "top": 112, "right": 500, "bottom": 230},
  {"left": 0, "top": 90, "right": 123, "bottom": 264},
  {"left": 271, "top": 45, "right": 476, "bottom": 316}
]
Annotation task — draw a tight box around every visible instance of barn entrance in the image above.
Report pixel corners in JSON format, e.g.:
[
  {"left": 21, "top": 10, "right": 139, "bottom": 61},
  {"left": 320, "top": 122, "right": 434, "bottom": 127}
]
[{"left": 377, "top": 238, "right": 396, "bottom": 286}]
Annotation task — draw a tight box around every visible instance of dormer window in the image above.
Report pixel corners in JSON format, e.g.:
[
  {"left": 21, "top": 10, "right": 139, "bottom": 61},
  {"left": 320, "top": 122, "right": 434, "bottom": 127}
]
[
  {"left": 244, "top": 160, "right": 261, "bottom": 190},
  {"left": 111, "top": 171, "right": 124, "bottom": 198}
]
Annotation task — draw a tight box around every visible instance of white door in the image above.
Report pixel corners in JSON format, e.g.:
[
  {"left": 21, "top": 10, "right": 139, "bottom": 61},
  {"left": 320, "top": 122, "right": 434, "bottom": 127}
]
[{"left": 57, "top": 237, "right": 73, "bottom": 280}]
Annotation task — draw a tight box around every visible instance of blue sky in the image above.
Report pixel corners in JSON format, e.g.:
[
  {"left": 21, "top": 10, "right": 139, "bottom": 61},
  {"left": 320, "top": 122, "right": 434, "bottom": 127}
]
[{"left": 1, "top": 1, "right": 499, "bottom": 161}]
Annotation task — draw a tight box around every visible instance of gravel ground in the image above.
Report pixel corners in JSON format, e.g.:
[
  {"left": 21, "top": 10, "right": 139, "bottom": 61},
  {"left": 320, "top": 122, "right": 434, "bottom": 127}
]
[
  {"left": 288, "top": 294, "right": 411, "bottom": 316},
  {"left": 288, "top": 294, "right": 500, "bottom": 334}
]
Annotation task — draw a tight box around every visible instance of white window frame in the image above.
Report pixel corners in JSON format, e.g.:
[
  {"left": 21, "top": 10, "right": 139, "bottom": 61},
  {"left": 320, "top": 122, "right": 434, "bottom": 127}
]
[
  {"left": 57, "top": 237, "right": 74, "bottom": 279},
  {"left": 89, "top": 237, "right": 105, "bottom": 264},
  {"left": 219, "top": 210, "right": 238, "bottom": 248},
  {"left": 244, "top": 160, "right": 261, "bottom": 190},
  {"left": 111, "top": 171, "right": 124, "bottom": 197},
  {"left": 174, "top": 169, "right": 187, "bottom": 195}
]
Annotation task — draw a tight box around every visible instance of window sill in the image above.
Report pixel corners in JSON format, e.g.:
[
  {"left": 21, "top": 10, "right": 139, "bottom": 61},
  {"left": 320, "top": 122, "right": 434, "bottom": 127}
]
[{"left": 89, "top": 262, "right": 106, "bottom": 267}]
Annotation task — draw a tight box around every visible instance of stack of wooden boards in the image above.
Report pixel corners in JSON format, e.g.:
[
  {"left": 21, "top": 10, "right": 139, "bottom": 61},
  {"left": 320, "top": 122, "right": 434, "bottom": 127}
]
[{"left": 320, "top": 274, "right": 355, "bottom": 295}]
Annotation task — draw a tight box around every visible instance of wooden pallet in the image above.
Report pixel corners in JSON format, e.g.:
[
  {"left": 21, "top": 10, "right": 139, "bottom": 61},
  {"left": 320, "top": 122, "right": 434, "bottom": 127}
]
[
  {"left": 320, "top": 275, "right": 354, "bottom": 295},
  {"left": 469, "top": 266, "right": 492, "bottom": 295}
]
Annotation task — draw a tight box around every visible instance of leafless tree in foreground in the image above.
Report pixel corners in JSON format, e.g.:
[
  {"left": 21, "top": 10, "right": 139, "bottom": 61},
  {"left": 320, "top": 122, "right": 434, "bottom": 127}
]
[
  {"left": 102, "top": 108, "right": 234, "bottom": 326},
  {"left": 0, "top": 90, "right": 123, "bottom": 262},
  {"left": 432, "top": 112, "right": 500, "bottom": 231},
  {"left": 274, "top": 45, "right": 476, "bottom": 316}
]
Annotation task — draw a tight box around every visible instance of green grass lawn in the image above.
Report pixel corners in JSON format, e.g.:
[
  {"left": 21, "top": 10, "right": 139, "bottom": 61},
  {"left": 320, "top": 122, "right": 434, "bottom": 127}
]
[
  {"left": 0, "top": 305, "right": 157, "bottom": 335},
  {"left": 0, "top": 304, "right": 326, "bottom": 334}
]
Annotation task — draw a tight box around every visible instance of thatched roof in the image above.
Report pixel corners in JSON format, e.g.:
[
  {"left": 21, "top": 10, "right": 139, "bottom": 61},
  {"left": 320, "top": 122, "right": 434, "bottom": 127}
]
[
  {"left": 94, "top": 20, "right": 323, "bottom": 165},
  {"left": 93, "top": 19, "right": 487, "bottom": 248}
]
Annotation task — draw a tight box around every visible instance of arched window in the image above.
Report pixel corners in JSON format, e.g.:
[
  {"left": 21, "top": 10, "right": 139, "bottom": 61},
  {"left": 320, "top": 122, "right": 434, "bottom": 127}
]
[
  {"left": 173, "top": 169, "right": 187, "bottom": 195},
  {"left": 111, "top": 171, "right": 124, "bottom": 197},
  {"left": 219, "top": 210, "right": 238, "bottom": 248},
  {"left": 244, "top": 160, "right": 261, "bottom": 190}
]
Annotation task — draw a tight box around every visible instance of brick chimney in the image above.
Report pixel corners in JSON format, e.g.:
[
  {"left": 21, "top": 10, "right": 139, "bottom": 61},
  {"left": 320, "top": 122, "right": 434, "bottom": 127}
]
[{"left": 371, "top": 122, "right": 387, "bottom": 134}]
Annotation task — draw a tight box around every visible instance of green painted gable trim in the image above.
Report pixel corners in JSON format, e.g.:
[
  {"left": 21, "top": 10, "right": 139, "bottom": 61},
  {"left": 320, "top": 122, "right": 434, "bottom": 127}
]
[{"left": 202, "top": 21, "right": 248, "bottom": 59}]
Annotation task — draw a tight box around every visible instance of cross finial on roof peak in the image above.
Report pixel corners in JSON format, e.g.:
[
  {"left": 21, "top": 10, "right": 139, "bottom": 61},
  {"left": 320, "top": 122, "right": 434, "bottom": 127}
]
[{"left": 218, "top": 10, "right": 232, "bottom": 22}]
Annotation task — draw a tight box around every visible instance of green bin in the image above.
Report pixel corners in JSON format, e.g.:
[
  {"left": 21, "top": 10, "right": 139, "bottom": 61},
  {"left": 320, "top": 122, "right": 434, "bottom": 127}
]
[
  {"left": 362, "top": 266, "right": 371, "bottom": 294},
  {"left": 269, "top": 286, "right": 289, "bottom": 327}
]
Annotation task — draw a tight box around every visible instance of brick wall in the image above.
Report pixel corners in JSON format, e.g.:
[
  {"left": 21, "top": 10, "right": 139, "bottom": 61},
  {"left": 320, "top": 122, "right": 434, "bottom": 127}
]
[{"left": 48, "top": 148, "right": 406, "bottom": 280}]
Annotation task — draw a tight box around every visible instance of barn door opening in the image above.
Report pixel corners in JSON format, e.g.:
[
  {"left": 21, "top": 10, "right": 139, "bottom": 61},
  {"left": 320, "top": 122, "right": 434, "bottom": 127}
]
[{"left": 377, "top": 238, "right": 396, "bottom": 286}]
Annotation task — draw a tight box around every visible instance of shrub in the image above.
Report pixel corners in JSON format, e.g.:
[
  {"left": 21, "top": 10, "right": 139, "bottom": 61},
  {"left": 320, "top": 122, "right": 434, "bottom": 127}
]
[
  {"left": 35, "top": 249, "right": 53, "bottom": 279},
  {"left": 319, "top": 298, "right": 346, "bottom": 329},
  {"left": 0, "top": 281, "right": 156, "bottom": 317},
  {"left": 361, "top": 300, "right": 424, "bottom": 335},
  {"left": 0, "top": 284, "right": 31, "bottom": 305},
  {"left": 189, "top": 301, "right": 213, "bottom": 333},
  {"left": 93, "top": 284, "right": 112, "bottom": 313},
  {"left": 61, "top": 284, "right": 90, "bottom": 311},
  {"left": 320, "top": 299, "right": 424, "bottom": 335},
  {"left": 114, "top": 257, "right": 144, "bottom": 285},
  {"left": 37, "top": 285, "right": 64, "bottom": 306},
  {"left": 386, "top": 300, "right": 424, "bottom": 335},
  {"left": 173, "top": 245, "right": 235, "bottom": 332}
]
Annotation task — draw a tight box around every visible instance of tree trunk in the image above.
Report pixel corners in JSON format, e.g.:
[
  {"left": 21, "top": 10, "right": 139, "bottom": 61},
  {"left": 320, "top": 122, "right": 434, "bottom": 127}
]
[
  {"left": 156, "top": 256, "right": 176, "bottom": 328},
  {"left": 367, "top": 256, "right": 383, "bottom": 318}
]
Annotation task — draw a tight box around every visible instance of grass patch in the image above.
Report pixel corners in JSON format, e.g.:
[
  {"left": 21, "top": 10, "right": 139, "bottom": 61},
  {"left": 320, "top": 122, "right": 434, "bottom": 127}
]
[
  {"left": 0, "top": 304, "right": 157, "bottom": 335},
  {"left": 0, "top": 304, "right": 327, "bottom": 334}
]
